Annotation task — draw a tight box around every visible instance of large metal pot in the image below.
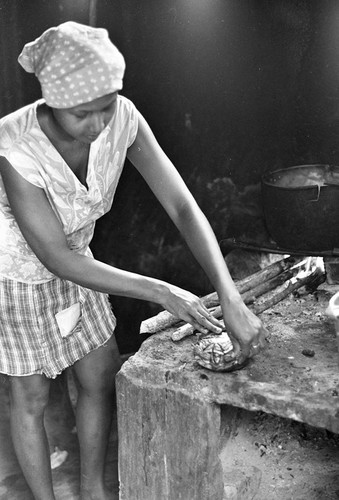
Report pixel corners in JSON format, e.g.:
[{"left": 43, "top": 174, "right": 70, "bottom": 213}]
[{"left": 261, "top": 164, "right": 339, "bottom": 252}]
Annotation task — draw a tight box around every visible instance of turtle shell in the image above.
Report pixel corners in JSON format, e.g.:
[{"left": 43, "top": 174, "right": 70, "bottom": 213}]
[{"left": 193, "top": 332, "right": 236, "bottom": 371}]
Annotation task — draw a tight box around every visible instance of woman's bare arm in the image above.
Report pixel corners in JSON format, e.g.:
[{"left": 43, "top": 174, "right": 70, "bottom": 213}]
[
  {"left": 0, "top": 156, "right": 224, "bottom": 334},
  {"left": 127, "top": 112, "right": 266, "bottom": 359}
]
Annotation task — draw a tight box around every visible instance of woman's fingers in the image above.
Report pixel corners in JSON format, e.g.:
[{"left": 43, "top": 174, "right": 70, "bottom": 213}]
[
  {"left": 187, "top": 314, "right": 223, "bottom": 336},
  {"left": 165, "top": 288, "right": 225, "bottom": 334},
  {"left": 235, "top": 324, "right": 268, "bottom": 361},
  {"left": 251, "top": 326, "right": 268, "bottom": 352},
  {"left": 191, "top": 306, "right": 224, "bottom": 334},
  {"left": 220, "top": 299, "right": 269, "bottom": 362}
]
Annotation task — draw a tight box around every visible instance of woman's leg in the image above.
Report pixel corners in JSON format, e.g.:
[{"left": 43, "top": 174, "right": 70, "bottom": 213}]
[
  {"left": 9, "top": 374, "right": 55, "bottom": 500},
  {"left": 72, "top": 335, "right": 122, "bottom": 500}
]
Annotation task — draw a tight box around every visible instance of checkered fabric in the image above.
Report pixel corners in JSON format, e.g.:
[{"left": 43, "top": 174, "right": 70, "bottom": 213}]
[{"left": 0, "top": 277, "right": 116, "bottom": 378}]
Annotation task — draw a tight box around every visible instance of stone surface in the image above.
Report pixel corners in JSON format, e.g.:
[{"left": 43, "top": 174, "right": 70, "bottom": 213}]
[
  {"left": 116, "top": 284, "right": 339, "bottom": 500},
  {"left": 324, "top": 257, "right": 339, "bottom": 285},
  {"left": 117, "top": 372, "right": 224, "bottom": 500}
]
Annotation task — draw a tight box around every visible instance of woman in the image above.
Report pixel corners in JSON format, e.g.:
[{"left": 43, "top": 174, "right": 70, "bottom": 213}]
[{"left": 0, "top": 22, "right": 266, "bottom": 500}]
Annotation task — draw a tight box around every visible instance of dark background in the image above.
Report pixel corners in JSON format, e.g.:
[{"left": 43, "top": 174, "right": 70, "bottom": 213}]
[{"left": 1, "top": 0, "right": 339, "bottom": 353}]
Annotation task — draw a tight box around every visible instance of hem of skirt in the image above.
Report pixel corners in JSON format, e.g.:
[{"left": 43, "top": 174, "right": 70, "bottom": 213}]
[{"left": 0, "top": 334, "right": 114, "bottom": 379}]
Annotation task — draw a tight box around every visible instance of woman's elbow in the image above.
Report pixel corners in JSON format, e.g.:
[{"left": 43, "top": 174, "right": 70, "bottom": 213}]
[{"left": 36, "top": 247, "right": 73, "bottom": 280}]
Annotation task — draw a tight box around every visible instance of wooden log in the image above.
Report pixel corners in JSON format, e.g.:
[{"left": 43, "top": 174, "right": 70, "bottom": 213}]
[
  {"left": 172, "top": 266, "right": 297, "bottom": 341},
  {"left": 172, "top": 266, "right": 325, "bottom": 342},
  {"left": 220, "top": 237, "right": 339, "bottom": 257},
  {"left": 251, "top": 267, "right": 325, "bottom": 315},
  {"left": 196, "top": 256, "right": 305, "bottom": 309},
  {"left": 140, "top": 256, "right": 303, "bottom": 335}
]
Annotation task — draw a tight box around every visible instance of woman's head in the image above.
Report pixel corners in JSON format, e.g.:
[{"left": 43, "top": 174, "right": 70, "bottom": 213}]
[
  {"left": 18, "top": 21, "right": 125, "bottom": 109},
  {"left": 51, "top": 91, "right": 118, "bottom": 144}
]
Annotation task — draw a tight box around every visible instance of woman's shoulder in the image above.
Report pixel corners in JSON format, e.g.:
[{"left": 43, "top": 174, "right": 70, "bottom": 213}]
[
  {"left": 108, "top": 94, "right": 138, "bottom": 146},
  {"left": 116, "top": 94, "right": 137, "bottom": 117},
  {"left": 0, "top": 100, "right": 41, "bottom": 152},
  {"left": 0, "top": 100, "right": 48, "bottom": 189}
]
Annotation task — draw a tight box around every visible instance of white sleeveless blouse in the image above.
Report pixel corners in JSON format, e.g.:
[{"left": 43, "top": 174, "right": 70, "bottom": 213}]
[{"left": 0, "top": 95, "right": 138, "bottom": 283}]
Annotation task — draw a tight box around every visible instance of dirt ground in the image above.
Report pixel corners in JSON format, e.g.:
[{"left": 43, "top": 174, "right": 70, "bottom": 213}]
[
  {"left": 219, "top": 282, "right": 339, "bottom": 500},
  {"left": 221, "top": 407, "right": 339, "bottom": 500}
]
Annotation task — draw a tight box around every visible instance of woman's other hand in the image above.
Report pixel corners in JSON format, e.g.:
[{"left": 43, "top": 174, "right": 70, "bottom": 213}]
[{"left": 221, "top": 296, "right": 267, "bottom": 366}]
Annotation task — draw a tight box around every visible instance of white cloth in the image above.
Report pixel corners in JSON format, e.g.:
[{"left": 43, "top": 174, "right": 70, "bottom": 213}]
[{"left": 18, "top": 21, "right": 125, "bottom": 108}]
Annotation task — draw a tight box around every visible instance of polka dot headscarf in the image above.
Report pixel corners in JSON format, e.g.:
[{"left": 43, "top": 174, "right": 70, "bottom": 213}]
[{"left": 18, "top": 21, "right": 125, "bottom": 109}]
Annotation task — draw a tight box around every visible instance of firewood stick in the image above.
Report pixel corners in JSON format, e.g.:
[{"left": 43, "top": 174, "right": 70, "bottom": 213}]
[
  {"left": 139, "top": 255, "right": 304, "bottom": 335},
  {"left": 240, "top": 267, "right": 297, "bottom": 304},
  {"left": 172, "top": 266, "right": 297, "bottom": 341},
  {"left": 230, "top": 256, "right": 304, "bottom": 294},
  {"left": 251, "top": 267, "right": 325, "bottom": 315},
  {"left": 200, "top": 256, "right": 304, "bottom": 309},
  {"left": 172, "top": 266, "right": 324, "bottom": 342}
]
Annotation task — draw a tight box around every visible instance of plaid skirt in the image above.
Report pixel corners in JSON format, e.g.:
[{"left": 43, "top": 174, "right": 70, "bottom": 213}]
[{"left": 0, "top": 277, "right": 117, "bottom": 378}]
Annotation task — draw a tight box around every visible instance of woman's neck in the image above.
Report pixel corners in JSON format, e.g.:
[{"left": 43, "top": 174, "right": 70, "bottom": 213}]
[{"left": 38, "top": 103, "right": 77, "bottom": 146}]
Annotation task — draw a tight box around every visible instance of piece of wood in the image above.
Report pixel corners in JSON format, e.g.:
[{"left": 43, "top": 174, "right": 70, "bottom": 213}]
[
  {"left": 172, "top": 266, "right": 325, "bottom": 342},
  {"left": 197, "top": 256, "right": 305, "bottom": 309},
  {"left": 172, "top": 266, "right": 298, "bottom": 341},
  {"left": 220, "top": 237, "right": 339, "bottom": 257},
  {"left": 251, "top": 267, "right": 325, "bottom": 315},
  {"left": 140, "top": 256, "right": 303, "bottom": 334}
]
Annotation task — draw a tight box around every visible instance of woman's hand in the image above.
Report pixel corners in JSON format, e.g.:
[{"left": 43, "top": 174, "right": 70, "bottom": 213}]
[
  {"left": 161, "top": 284, "right": 225, "bottom": 336},
  {"left": 221, "top": 295, "right": 267, "bottom": 366}
]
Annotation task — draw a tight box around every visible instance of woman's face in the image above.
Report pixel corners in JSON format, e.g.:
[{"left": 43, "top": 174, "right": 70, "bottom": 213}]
[{"left": 52, "top": 92, "right": 118, "bottom": 144}]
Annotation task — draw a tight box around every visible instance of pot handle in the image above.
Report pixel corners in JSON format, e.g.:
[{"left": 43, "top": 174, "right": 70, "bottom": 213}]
[{"left": 309, "top": 184, "right": 321, "bottom": 202}]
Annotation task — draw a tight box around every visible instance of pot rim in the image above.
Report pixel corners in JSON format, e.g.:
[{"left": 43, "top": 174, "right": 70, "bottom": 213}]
[{"left": 262, "top": 163, "right": 339, "bottom": 189}]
